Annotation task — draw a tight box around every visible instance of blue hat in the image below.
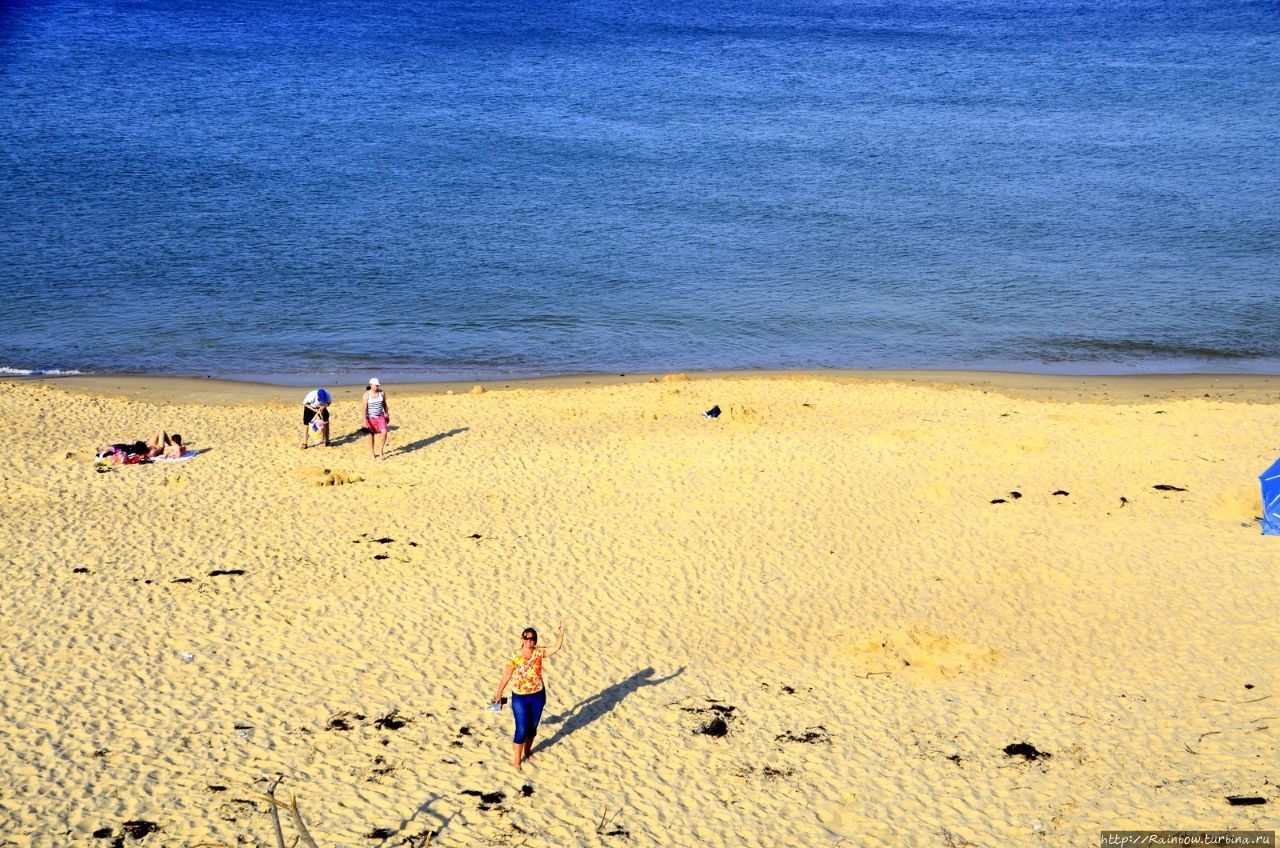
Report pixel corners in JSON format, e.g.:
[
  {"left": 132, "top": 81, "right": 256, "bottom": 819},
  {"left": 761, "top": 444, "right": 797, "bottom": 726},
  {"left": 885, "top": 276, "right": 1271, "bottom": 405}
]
[{"left": 315, "top": 388, "right": 331, "bottom": 405}]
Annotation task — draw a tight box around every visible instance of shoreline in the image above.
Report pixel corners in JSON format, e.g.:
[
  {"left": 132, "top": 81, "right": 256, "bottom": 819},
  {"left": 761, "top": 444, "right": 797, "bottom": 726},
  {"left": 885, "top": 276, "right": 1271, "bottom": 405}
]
[{"left": 13, "top": 367, "right": 1280, "bottom": 406}]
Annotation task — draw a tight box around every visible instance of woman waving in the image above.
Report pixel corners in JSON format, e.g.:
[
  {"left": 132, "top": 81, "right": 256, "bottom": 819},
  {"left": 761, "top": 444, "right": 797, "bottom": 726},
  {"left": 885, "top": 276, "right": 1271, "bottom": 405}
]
[{"left": 493, "top": 619, "right": 565, "bottom": 770}]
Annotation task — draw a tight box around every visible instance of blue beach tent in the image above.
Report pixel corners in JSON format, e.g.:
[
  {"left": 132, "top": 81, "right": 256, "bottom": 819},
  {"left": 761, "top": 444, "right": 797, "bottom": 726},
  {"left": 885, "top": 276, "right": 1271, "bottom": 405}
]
[{"left": 1262, "top": 458, "right": 1280, "bottom": 536}]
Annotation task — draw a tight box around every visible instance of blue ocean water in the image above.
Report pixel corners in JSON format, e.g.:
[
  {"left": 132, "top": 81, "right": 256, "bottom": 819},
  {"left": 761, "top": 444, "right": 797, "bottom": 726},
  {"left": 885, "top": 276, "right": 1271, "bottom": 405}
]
[{"left": 1, "top": 0, "right": 1278, "bottom": 381}]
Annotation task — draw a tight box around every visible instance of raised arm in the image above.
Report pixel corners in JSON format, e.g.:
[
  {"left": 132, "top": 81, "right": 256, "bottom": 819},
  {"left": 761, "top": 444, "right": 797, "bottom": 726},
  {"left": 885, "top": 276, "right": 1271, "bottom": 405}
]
[{"left": 543, "top": 619, "right": 566, "bottom": 658}]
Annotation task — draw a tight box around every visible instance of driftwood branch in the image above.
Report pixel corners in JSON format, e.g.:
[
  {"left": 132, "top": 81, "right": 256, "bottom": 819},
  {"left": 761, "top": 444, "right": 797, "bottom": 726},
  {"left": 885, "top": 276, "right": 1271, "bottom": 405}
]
[
  {"left": 941, "top": 827, "right": 977, "bottom": 848},
  {"left": 288, "top": 795, "right": 322, "bottom": 848},
  {"left": 267, "top": 776, "right": 286, "bottom": 848},
  {"left": 1197, "top": 694, "right": 1272, "bottom": 704},
  {"left": 595, "top": 806, "right": 623, "bottom": 835},
  {"left": 250, "top": 778, "right": 317, "bottom": 848}
]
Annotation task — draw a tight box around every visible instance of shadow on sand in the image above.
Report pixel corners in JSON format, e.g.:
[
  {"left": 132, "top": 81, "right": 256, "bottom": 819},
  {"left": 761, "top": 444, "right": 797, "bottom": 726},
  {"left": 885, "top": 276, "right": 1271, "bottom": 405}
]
[
  {"left": 390, "top": 427, "right": 469, "bottom": 457},
  {"left": 534, "top": 666, "right": 685, "bottom": 755},
  {"left": 385, "top": 793, "right": 454, "bottom": 845},
  {"left": 320, "top": 430, "right": 365, "bottom": 448}
]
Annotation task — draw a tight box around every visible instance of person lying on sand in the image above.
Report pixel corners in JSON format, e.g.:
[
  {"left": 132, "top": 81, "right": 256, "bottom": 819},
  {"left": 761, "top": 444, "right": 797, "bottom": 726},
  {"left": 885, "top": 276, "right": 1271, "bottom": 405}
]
[
  {"left": 147, "top": 431, "right": 186, "bottom": 459},
  {"left": 493, "top": 619, "right": 566, "bottom": 770},
  {"left": 96, "top": 432, "right": 183, "bottom": 464}
]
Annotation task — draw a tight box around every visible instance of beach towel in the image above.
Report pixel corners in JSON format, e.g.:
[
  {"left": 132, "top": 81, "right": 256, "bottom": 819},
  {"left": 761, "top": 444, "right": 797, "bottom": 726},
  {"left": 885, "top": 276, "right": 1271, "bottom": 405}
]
[
  {"left": 153, "top": 450, "right": 198, "bottom": 463},
  {"left": 95, "top": 447, "right": 146, "bottom": 467}
]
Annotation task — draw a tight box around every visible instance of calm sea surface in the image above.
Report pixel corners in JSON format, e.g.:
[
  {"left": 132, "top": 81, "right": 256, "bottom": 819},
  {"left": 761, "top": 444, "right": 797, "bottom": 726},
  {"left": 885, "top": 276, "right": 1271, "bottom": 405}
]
[{"left": 1, "top": 0, "right": 1278, "bottom": 382}]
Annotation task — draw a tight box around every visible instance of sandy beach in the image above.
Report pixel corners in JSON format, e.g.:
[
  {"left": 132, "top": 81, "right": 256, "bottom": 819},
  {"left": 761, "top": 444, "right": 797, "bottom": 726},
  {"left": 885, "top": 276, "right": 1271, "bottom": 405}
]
[{"left": 1, "top": 371, "right": 1276, "bottom": 847}]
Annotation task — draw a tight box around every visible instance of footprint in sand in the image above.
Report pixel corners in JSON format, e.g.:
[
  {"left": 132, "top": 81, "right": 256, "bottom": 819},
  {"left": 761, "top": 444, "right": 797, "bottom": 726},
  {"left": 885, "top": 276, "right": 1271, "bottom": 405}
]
[
  {"left": 1208, "top": 485, "right": 1261, "bottom": 522},
  {"left": 291, "top": 467, "right": 365, "bottom": 487},
  {"left": 840, "top": 628, "right": 999, "bottom": 681},
  {"left": 815, "top": 802, "right": 896, "bottom": 843}
]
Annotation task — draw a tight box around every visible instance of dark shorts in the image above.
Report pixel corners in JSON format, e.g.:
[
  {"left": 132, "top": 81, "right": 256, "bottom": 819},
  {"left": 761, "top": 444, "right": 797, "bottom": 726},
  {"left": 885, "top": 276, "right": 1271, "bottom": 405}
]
[{"left": 303, "top": 406, "right": 329, "bottom": 426}]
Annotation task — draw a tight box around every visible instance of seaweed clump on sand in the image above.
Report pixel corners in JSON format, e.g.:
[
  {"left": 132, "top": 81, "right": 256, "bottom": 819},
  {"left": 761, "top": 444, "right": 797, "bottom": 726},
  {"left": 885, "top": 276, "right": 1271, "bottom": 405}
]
[{"left": 1003, "top": 742, "right": 1051, "bottom": 761}]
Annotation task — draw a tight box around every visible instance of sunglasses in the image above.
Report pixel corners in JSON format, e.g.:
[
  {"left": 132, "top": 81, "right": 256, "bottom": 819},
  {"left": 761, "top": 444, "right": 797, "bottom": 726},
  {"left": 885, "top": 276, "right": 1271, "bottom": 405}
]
[{"left": 522, "top": 634, "right": 536, "bottom": 641}]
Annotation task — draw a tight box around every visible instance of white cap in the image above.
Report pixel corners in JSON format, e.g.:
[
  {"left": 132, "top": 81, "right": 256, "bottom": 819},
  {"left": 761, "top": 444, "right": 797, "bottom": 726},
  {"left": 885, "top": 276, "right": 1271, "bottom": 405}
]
[{"left": 368, "top": 377, "right": 380, "bottom": 387}]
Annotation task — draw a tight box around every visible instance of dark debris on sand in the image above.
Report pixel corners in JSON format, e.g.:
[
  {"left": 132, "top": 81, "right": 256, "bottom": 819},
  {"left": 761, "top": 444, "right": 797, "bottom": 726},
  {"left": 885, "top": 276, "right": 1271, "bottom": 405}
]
[
  {"left": 680, "top": 702, "right": 735, "bottom": 715},
  {"left": 373, "top": 709, "right": 410, "bottom": 730},
  {"left": 682, "top": 702, "right": 737, "bottom": 738},
  {"left": 461, "top": 789, "right": 507, "bottom": 811},
  {"left": 696, "top": 716, "right": 730, "bottom": 737},
  {"left": 326, "top": 711, "right": 367, "bottom": 731},
  {"left": 776, "top": 726, "right": 832, "bottom": 745},
  {"left": 1003, "top": 742, "right": 1051, "bottom": 761},
  {"left": 596, "top": 808, "right": 632, "bottom": 839},
  {"left": 121, "top": 821, "right": 160, "bottom": 840}
]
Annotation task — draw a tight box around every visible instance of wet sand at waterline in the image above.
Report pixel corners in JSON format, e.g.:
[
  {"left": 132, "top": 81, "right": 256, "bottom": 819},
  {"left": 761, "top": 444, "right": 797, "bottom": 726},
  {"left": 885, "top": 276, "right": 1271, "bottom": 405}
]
[{"left": 1, "top": 372, "right": 1277, "bottom": 846}]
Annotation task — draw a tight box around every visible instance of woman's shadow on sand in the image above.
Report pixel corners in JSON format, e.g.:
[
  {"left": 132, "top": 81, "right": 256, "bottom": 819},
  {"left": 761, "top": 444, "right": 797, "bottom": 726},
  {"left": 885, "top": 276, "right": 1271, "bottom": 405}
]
[
  {"left": 326, "top": 426, "right": 468, "bottom": 454},
  {"left": 391, "top": 427, "right": 468, "bottom": 457},
  {"left": 534, "top": 666, "right": 685, "bottom": 755}
]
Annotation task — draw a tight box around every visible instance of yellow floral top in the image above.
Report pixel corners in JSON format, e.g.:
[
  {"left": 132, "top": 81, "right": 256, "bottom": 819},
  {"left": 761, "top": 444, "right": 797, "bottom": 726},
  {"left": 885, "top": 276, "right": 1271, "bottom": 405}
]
[{"left": 509, "top": 648, "right": 547, "bottom": 695}]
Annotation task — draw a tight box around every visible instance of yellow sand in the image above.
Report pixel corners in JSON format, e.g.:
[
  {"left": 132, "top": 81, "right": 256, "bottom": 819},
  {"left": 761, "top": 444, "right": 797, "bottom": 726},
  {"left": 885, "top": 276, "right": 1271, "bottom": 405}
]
[{"left": 1, "top": 373, "right": 1277, "bottom": 847}]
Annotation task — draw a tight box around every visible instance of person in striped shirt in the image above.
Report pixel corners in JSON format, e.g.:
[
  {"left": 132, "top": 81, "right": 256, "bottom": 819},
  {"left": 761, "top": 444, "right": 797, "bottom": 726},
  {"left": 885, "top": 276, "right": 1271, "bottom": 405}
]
[{"left": 362, "top": 377, "right": 391, "bottom": 459}]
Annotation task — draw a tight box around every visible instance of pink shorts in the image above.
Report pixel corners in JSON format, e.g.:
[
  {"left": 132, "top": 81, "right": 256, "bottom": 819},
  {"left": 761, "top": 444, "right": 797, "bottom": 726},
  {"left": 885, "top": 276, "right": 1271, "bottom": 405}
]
[{"left": 366, "top": 415, "right": 388, "bottom": 434}]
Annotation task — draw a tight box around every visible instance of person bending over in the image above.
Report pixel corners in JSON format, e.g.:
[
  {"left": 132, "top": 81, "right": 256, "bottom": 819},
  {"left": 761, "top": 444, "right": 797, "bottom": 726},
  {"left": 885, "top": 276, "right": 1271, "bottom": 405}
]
[{"left": 301, "top": 388, "right": 331, "bottom": 449}]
